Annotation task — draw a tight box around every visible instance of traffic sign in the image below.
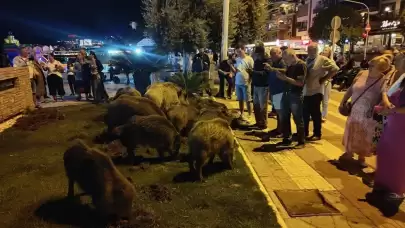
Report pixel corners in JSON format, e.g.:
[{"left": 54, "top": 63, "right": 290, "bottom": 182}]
[
  {"left": 331, "top": 16, "right": 342, "bottom": 29},
  {"left": 330, "top": 30, "right": 341, "bottom": 43},
  {"left": 365, "top": 23, "right": 371, "bottom": 32}
]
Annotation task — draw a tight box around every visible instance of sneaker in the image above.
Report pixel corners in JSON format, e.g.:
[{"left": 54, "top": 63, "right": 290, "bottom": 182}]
[
  {"left": 294, "top": 142, "right": 305, "bottom": 149},
  {"left": 278, "top": 138, "right": 293, "bottom": 147},
  {"left": 322, "top": 118, "right": 327, "bottom": 123},
  {"left": 307, "top": 135, "right": 321, "bottom": 141}
]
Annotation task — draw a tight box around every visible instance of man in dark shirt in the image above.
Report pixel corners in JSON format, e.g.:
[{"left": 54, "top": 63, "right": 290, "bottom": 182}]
[
  {"left": 217, "top": 53, "right": 236, "bottom": 99},
  {"left": 251, "top": 45, "right": 270, "bottom": 130},
  {"left": 192, "top": 49, "right": 212, "bottom": 97},
  {"left": 262, "top": 47, "right": 289, "bottom": 140},
  {"left": 275, "top": 48, "right": 307, "bottom": 147}
]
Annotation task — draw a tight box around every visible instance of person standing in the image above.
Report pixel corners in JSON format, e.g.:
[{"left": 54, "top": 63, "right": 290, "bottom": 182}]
[
  {"left": 74, "top": 53, "right": 89, "bottom": 101},
  {"left": 320, "top": 47, "right": 338, "bottom": 122},
  {"left": 192, "top": 49, "right": 212, "bottom": 97},
  {"left": 217, "top": 53, "right": 236, "bottom": 99},
  {"left": 304, "top": 43, "right": 338, "bottom": 141},
  {"left": 251, "top": 45, "right": 270, "bottom": 130},
  {"left": 276, "top": 49, "right": 307, "bottom": 148},
  {"left": 44, "top": 53, "right": 65, "bottom": 101},
  {"left": 213, "top": 51, "right": 219, "bottom": 66},
  {"left": 262, "top": 47, "right": 288, "bottom": 139},
  {"left": 339, "top": 56, "right": 390, "bottom": 167},
  {"left": 13, "top": 46, "right": 40, "bottom": 107},
  {"left": 230, "top": 44, "right": 254, "bottom": 123},
  {"left": 370, "top": 70, "right": 405, "bottom": 216},
  {"left": 67, "top": 59, "right": 76, "bottom": 96}
]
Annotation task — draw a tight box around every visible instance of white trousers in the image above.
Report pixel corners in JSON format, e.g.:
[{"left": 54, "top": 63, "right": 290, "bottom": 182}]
[{"left": 321, "top": 81, "right": 332, "bottom": 118}]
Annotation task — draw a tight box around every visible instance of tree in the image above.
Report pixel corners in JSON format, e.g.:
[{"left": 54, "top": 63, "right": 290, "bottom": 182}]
[
  {"left": 233, "top": 0, "right": 269, "bottom": 45},
  {"left": 143, "top": 0, "right": 209, "bottom": 53},
  {"left": 309, "top": 5, "right": 363, "bottom": 46},
  {"left": 196, "top": 0, "right": 242, "bottom": 51}
]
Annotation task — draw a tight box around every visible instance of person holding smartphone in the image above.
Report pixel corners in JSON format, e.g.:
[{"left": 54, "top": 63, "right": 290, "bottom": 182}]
[
  {"left": 44, "top": 53, "right": 65, "bottom": 101},
  {"left": 217, "top": 53, "right": 236, "bottom": 99},
  {"left": 230, "top": 44, "right": 254, "bottom": 123}
]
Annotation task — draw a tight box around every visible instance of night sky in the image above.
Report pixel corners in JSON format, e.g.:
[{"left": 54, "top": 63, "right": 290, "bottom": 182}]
[{"left": 0, "top": 0, "right": 144, "bottom": 44}]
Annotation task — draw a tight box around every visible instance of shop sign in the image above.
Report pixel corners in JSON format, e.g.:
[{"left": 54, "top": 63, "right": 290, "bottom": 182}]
[{"left": 381, "top": 20, "right": 401, "bottom": 30}]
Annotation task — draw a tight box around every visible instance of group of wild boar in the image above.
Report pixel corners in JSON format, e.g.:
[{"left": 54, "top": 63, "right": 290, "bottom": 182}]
[{"left": 63, "top": 82, "right": 238, "bottom": 225}]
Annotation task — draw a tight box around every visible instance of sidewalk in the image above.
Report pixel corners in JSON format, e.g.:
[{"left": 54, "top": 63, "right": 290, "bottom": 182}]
[{"left": 220, "top": 95, "right": 405, "bottom": 228}]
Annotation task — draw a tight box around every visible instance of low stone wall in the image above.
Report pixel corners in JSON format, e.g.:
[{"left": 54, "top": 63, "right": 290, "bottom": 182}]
[{"left": 0, "top": 67, "right": 34, "bottom": 122}]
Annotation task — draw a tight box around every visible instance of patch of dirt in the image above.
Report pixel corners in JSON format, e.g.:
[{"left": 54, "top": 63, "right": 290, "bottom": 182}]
[
  {"left": 141, "top": 184, "right": 172, "bottom": 202},
  {"left": 130, "top": 207, "right": 160, "bottom": 228},
  {"left": 92, "top": 114, "right": 105, "bottom": 122},
  {"left": 14, "top": 108, "right": 65, "bottom": 131},
  {"left": 107, "top": 207, "right": 160, "bottom": 228}
]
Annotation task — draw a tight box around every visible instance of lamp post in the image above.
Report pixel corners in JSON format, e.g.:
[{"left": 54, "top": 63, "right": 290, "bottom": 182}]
[
  {"left": 221, "top": 0, "right": 230, "bottom": 61},
  {"left": 343, "top": 0, "right": 370, "bottom": 60}
]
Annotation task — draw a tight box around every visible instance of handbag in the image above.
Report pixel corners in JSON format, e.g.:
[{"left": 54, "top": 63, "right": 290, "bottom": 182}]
[{"left": 339, "top": 76, "right": 383, "bottom": 116}]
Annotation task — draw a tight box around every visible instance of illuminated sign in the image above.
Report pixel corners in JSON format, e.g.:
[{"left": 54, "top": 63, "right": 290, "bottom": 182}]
[{"left": 381, "top": 20, "right": 401, "bottom": 30}]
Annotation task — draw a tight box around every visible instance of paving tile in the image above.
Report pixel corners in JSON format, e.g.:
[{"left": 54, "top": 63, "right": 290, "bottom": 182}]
[{"left": 221, "top": 97, "right": 405, "bottom": 228}]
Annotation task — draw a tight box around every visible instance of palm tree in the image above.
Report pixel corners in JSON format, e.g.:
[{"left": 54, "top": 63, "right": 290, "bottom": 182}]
[{"left": 168, "top": 72, "right": 209, "bottom": 95}]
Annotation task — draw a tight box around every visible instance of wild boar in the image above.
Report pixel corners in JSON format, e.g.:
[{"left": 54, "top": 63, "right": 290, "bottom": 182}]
[
  {"left": 197, "top": 108, "right": 233, "bottom": 126},
  {"left": 144, "top": 82, "right": 188, "bottom": 113},
  {"left": 188, "top": 118, "right": 236, "bottom": 182},
  {"left": 104, "top": 96, "right": 165, "bottom": 132},
  {"left": 188, "top": 96, "right": 228, "bottom": 112},
  {"left": 166, "top": 104, "right": 199, "bottom": 136},
  {"left": 113, "top": 115, "right": 181, "bottom": 164},
  {"left": 112, "top": 87, "right": 141, "bottom": 100},
  {"left": 63, "top": 140, "right": 135, "bottom": 223}
]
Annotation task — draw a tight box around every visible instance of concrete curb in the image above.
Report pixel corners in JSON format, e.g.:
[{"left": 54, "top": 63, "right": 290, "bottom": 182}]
[{"left": 232, "top": 130, "right": 288, "bottom": 228}]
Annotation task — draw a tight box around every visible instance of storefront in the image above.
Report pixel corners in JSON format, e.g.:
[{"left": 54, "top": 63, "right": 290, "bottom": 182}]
[{"left": 368, "top": 18, "right": 404, "bottom": 50}]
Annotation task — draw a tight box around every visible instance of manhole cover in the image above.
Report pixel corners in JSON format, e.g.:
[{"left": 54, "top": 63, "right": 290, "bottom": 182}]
[{"left": 274, "top": 189, "right": 341, "bottom": 217}]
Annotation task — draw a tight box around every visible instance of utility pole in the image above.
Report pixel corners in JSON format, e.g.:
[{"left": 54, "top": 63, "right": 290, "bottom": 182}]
[{"left": 221, "top": 0, "right": 230, "bottom": 61}]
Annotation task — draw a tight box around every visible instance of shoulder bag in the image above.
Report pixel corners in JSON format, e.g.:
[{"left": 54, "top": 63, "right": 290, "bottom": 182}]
[{"left": 339, "top": 76, "right": 383, "bottom": 116}]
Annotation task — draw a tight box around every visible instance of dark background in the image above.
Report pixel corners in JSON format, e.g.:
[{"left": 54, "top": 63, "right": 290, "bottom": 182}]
[{"left": 0, "top": 0, "right": 144, "bottom": 44}]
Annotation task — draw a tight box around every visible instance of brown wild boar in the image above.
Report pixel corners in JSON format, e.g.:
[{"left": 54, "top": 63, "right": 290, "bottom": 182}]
[
  {"left": 166, "top": 104, "right": 199, "bottom": 136},
  {"left": 112, "top": 87, "right": 141, "bottom": 100},
  {"left": 188, "top": 118, "right": 236, "bottom": 182},
  {"left": 188, "top": 96, "right": 228, "bottom": 112},
  {"left": 104, "top": 96, "right": 165, "bottom": 132},
  {"left": 197, "top": 108, "right": 233, "bottom": 125},
  {"left": 144, "top": 82, "right": 188, "bottom": 113},
  {"left": 114, "top": 115, "right": 181, "bottom": 163},
  {"left": 63, "top": 140, "right": 135, "bottom": 223}
]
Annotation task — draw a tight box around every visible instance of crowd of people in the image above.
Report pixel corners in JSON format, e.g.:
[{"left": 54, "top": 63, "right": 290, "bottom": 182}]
[
  {"left": 216, "top": 43, "right": 405, "bottom": 216},
  {"left": 217, "top": 42, "right": 339, "bottom": 147},
  {"left": 11, "top": 47, "right": 108, "bottom": 107}
]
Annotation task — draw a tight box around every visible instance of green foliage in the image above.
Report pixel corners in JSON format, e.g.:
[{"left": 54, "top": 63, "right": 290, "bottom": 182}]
[
  {"left": 168, "top": 72, "right": 209, "bottom": 94},
  {"left": 233, "top": 0, "right": 269, "bottom": 45},
  {"left": 309, "top": 5, "right": 363, "bottom": 44},
  {"left": 143, "top": 0, "right": 269, "bottom": 52},
  {"left": 143, "top": 0, "right": 209, "bottom": 53},
  {"left": 197, "top": 0, "right": 241, "bottom": 51}
]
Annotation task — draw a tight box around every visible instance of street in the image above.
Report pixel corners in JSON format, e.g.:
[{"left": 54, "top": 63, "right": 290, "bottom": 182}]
[{"left": 223, "top": 90, "right": 405, "bottom": 228}]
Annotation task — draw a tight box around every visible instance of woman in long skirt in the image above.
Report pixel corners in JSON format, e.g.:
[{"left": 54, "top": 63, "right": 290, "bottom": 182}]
[
  {"left": 339, "top": 56, "right": 390, "bottom": 167},
  {"left": 369, "top": 66, "right": 405, "bottom": 216}
]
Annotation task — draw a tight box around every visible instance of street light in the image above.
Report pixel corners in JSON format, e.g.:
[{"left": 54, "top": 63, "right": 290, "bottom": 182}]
[{"left": 343, "top": 0, "right": 370, "bottom": 60}]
